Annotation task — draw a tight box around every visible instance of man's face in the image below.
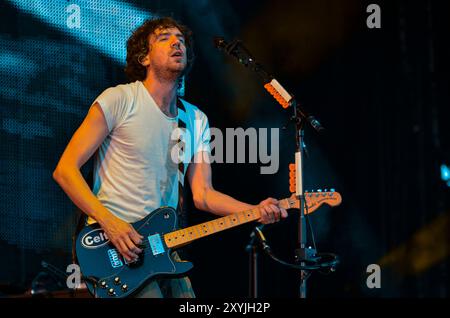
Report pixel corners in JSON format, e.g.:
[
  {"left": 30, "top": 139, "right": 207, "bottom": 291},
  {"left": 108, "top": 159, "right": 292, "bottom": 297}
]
[{"left": 144, "top": 26, "right": 187, "bottom": 76}]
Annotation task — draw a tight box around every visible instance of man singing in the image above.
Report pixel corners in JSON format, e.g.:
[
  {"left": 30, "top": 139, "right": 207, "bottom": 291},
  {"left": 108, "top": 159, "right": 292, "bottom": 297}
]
[{"left": 53, "top": 16, "right": 287, "bottom": 298}]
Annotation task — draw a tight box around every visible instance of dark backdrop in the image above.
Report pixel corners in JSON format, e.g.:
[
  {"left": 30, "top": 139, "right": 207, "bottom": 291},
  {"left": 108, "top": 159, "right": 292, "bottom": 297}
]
[{"left": 0, "top": 0, "right": 448, "bottom": 297}]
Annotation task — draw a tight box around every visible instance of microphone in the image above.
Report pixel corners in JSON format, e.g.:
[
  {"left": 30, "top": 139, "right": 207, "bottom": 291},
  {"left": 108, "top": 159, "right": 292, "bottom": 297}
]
[
  {"left": 213, "top": 36, "right": 324, "bottom": 132},
  {"left": 213, "top": 36, "right": 256, "bottom": 67}
]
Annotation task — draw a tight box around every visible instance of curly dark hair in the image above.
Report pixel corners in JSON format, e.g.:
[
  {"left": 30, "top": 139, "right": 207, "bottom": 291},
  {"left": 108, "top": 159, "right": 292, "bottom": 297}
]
[{"left": 124, "top": 17, "right": 195, "bottom": 82}]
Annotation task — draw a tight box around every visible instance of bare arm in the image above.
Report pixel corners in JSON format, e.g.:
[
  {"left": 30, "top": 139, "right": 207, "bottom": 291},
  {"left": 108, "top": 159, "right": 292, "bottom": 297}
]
[
  {"left": 187, "top": 152, "right": 287, "bottom": 224},
  {"left": 53, "top": 103, "right": 142, "bottom": 261},
  {"left": 53, "top": 103, "right": 110, "bottom": 222}
]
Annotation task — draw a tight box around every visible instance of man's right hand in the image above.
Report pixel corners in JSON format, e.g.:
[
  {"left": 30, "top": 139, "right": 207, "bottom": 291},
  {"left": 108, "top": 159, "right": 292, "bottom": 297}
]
[{"left": 98, "top": 215, "right": 143, "bottom": 262}]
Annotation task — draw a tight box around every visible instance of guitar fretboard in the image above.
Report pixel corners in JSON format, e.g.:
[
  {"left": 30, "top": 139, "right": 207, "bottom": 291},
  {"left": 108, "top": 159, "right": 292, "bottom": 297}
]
[{"left": 164, "top": 198, "right": 294, "bottom": 249}]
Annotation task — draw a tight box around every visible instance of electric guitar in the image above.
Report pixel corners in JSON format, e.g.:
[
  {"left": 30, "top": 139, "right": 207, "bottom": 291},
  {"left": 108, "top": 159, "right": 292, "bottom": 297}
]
[{"left": 75, "top": 190, "right": 342, "bottom": 298}]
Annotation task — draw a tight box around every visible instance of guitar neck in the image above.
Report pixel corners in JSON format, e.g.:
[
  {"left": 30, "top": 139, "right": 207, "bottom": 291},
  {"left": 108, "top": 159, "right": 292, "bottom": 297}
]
[{"left": 163, "top": 199, "right": 293, "bottom": 249}]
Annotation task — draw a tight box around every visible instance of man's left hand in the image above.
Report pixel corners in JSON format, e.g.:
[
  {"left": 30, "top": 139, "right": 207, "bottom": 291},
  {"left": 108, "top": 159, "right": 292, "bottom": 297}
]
[{"left": 257, "top": 197, "right": 288, "bottom": 224}]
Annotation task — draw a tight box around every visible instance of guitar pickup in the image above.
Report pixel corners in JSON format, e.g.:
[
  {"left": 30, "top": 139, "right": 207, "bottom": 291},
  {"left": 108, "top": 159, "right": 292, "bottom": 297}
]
[
  {"left": 107, "top": 249, "right": 124, "bottom": 268},
  {"left": 148, "top": 234, "right": 165, "bottom": 256}
]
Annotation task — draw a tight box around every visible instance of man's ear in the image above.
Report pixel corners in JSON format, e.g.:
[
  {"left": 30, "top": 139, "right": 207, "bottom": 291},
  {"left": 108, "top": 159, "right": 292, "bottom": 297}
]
[{"left": 138, "top": 54, "right": 150, "bottom": 67}]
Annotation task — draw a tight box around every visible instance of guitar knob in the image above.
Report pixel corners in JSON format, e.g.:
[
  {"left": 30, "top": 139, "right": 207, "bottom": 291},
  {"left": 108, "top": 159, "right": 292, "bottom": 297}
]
[
  {"left": 114, "top": 277, "right": 121, "bottom": 285},
  {"left": 100, "top": 281, "right": 107, "bottom": 289},
  {"left": 108, "top": 288, "right": 115, "bottom": 296},
  {"left": 121, "top": 284, "right": 128, "bottom": 292}
]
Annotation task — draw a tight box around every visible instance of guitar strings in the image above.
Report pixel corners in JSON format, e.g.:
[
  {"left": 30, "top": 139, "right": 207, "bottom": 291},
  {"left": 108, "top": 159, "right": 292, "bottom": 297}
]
[
  {"left": 127, "top": 202, "right": 298, "bottom": 251},
  {"left": 124, "top": 217, "right": 255, "bottom": 254},
  {"left": 112, "top": 198, "right": 304, "bottom": 253},
  {"left": 105, "top": 196, "right": 329, "bottom": 260}
]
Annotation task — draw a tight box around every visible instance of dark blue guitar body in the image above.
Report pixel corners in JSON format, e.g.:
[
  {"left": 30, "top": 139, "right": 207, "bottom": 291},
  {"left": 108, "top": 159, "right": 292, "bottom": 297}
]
[{"left": 75, "top": 206, "right": 193, "bottom": 298}]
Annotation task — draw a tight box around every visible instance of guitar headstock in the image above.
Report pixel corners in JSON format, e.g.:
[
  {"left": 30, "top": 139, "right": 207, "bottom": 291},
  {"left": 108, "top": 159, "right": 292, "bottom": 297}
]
[{"left": 283, "top": 189, "right": 342, "bottom": 214}]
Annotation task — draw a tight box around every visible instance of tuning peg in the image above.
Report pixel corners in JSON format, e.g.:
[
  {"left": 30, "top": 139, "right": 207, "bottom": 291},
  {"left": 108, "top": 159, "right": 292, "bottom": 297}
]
[
  {"left": 330, "top": 188, "right": 335, "bottom": 192},
  {"left": 317, "top": 189, "right": 322, "bottom": 192}
]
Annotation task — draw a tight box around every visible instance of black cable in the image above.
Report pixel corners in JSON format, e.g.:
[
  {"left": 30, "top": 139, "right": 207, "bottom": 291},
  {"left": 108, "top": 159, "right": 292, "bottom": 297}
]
[
  {"left": 304, "top": 193, "right": 337, "bottom": 275},
  {"left": 253, "top": 227, "right": 339, "bottom": 271},
  {"left": 263, "top": 243, "right": 339, "bottom": 271},
  {"left": 304, "top": 201, "right": 317, "bottom": 251},
  {"left": 81, "top": 275, "right": 99, "bottom": 298}
]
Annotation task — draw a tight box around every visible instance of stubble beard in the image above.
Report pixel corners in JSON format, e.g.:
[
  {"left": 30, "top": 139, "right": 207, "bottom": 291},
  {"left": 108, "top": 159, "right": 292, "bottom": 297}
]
[{"left": 152, "top": 60, "right": 186, "bottom": 85}]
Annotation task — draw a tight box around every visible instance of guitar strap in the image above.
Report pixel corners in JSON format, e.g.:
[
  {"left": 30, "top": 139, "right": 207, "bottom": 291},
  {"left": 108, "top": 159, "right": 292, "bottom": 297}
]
[
  {"left": 71, "top": 98, "right": 191, "bottom": 264},
  {"left": 175, "top": 98, "right": 189, "bottom": 230}
]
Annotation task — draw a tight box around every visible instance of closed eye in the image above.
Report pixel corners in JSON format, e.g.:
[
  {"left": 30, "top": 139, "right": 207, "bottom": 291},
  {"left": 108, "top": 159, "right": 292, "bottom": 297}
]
[{"left": 156, "top": 32, "right": 185, "bottom": 44}]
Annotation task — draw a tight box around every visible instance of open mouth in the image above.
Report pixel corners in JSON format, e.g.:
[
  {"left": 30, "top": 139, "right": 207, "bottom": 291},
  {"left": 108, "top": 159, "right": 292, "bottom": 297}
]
[{"left": 171, "top": 51, "right": 183, "bottom": 57}]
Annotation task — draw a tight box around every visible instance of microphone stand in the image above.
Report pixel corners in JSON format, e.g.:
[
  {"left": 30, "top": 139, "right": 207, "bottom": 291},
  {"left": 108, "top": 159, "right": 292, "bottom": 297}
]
[
  {"left": 245, "top": 225, "right": 264, "bottom": 298},
  {"left": 215, "top": 37, "right": 324, "bottom": 298},
  {"left": 292, "top": 102, "right": 310, "bottom": 298}
]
